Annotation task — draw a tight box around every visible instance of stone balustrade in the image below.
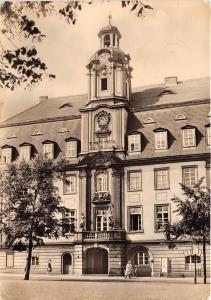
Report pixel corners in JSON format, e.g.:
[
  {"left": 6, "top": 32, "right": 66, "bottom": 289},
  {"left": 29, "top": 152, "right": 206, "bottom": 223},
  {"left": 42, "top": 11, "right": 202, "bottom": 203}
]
[{"left": 74, "top": 230, "right": 126, "bottom": 242}]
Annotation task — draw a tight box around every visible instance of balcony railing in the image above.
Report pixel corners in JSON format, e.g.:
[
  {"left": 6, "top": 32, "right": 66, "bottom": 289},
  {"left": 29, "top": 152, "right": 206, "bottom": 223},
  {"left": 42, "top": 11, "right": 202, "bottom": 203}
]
[{"left": 75, "top": 230, "right": 126, "bottom": 242}]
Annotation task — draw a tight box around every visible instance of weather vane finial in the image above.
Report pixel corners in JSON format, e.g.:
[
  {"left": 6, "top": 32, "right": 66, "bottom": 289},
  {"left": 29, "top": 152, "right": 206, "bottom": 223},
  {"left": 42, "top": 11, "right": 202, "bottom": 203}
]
[{"left": 108, "top": 12, "right": 112, "bottom": 25}]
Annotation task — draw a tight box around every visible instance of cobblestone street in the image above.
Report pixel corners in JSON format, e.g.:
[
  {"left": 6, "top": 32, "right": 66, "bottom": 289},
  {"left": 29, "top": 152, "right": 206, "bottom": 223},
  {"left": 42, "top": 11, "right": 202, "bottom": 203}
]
[{"left": 0, "top": 276, "right": 210, "bottom": 300}]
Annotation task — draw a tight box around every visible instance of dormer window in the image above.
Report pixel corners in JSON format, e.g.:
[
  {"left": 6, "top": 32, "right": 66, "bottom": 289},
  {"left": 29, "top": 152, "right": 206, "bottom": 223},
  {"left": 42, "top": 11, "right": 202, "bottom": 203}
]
[
  {"left": 20, "top": 144, "right": 31, "bottom": 161},
  {"left": 1, "top": 147, "right": 12, "bottom": 164},
  {"left": 66, "top": 140, "right": 77, "bottom": 158},
  {"left": 101, "top": 78, "right": 107, "bottom": 91},
  {"left": 128, "top": 134, "right": 141, "bottom": 152},
  {"left": 182, "top": 126, "right": 196, "bottom": 148},
  {"left": 43, "top": 142, "right": 54, "bottom": 159},
  {"left": 154, "top": 129, "right": 168, "bottom": 150}
]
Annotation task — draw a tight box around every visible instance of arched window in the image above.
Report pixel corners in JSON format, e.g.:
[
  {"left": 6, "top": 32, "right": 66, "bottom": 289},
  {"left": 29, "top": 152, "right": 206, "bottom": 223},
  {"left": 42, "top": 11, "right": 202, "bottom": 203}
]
[
  {"left": 133, "top": 251, "right": 149, "bottom": 266},
  {"left": 104, "top": 35, "right": 110, "bottom": 47},
  {"left": 96, "top": 172, "right": 108, "bottom": 192}
]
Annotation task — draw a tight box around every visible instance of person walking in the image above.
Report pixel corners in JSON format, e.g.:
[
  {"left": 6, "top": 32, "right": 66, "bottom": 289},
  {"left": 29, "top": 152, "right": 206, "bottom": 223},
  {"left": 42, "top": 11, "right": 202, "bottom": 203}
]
[
  {"left": 47, "top": 259, "right": 52, "bottom": 273},
  {"left": 125, "top": 260, "right": 133, "bottom": 279}
]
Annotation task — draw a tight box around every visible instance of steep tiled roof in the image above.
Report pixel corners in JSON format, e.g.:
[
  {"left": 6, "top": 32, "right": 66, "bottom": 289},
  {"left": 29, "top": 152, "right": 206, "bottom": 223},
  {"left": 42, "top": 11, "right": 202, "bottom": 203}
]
[
  {"left": 131, "top": 77, "right": 209, "bottom": 110},
  {"left": 2, "top": 94, "right": 86, "bottom": 125},
  {"left": 1, "top": 77, "right": 209, "bottom": 126}
]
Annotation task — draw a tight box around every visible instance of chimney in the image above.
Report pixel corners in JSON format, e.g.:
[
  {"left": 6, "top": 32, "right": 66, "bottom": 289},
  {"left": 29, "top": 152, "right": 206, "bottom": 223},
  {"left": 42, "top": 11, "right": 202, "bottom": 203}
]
[
  {"left": 39, "top": 96, "right": 48, "bottom": 103},
  {"left": 164, "top": 76, "right": 178, "bottom": 87}
]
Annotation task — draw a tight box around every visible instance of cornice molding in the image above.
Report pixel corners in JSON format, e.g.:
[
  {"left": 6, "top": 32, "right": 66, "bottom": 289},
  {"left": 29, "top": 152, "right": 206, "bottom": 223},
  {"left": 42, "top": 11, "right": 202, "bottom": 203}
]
[
  {"left": 0, "top": 115, "right": 81, "bottom": 129},
  {"left": 123, "top": 153, "right": 210, "bottom": 166},
  {"left": 133, "top": 98, "right": 210, "bottom": 113}
]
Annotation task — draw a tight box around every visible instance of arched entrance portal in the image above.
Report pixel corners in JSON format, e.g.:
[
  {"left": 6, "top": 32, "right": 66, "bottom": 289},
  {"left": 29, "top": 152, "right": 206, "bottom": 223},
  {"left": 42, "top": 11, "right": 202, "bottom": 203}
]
[
  {"left": 62, "top": 253, "right": 72, "bottom": 274},
  {"left": 128, "top": 247, "right": 153, "bottom": 277},
  {"left": 85, "top": 248, "right": 108, "bottom": 274}
]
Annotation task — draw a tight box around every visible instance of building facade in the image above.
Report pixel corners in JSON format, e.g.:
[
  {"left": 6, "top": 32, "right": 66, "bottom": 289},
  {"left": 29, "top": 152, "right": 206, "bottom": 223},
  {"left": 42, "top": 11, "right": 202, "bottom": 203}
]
[{"left": 0, "top": 22, "right": 210, "bottom": 277}]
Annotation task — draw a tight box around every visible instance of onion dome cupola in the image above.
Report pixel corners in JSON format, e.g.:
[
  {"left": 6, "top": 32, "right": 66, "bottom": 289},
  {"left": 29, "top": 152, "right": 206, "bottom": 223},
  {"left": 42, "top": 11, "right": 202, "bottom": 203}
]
[{"left": 86, "top": 15, "right": 133, "bottom": 102}]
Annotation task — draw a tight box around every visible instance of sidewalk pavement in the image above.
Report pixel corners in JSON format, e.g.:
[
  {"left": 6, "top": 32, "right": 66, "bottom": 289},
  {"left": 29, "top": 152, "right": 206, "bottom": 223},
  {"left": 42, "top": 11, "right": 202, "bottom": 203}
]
[{"left": 0, "top": 272, "right": 210, "bottom": 284}]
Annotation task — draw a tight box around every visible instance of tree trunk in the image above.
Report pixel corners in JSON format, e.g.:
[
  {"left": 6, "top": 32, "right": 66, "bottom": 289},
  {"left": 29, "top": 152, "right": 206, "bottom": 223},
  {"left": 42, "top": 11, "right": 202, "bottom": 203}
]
[
  {"left": 202, "top": 236, "right": 206, "bottom": 284},
  {"left": 24, "top": 237, "right": 33, "bottom": 280}
]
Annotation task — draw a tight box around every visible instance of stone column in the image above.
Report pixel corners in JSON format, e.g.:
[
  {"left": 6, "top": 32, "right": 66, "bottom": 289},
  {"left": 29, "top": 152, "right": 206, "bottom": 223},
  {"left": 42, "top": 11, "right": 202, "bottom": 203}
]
[
  {"left": 79, "top": 169, "right": 92, "bottom": 231},
  {"left": 86, "top": 169, "right": 92, "bottom": 231},
  {"left": 205, "top": 159, "right": 210, "bottom": 189},
  {"left": 79, "top": 169, "right": 87, "bottom": 230},
  {"left": 112, "top": 168, "right": 123, "bottom": 229}
]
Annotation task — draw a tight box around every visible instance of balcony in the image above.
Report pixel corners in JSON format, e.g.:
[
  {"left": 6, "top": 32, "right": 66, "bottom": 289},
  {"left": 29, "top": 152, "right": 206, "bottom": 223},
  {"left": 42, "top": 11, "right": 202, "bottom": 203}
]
[
  {"left": 92, "top": 192, "right": 111, "bottom": 204},
  {"left": 75, "top": 230, "right": 126, "bottom": 242}
]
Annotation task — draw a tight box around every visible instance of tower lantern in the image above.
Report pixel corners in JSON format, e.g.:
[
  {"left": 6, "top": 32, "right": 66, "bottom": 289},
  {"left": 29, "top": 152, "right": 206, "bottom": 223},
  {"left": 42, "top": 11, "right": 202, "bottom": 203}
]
[{"left": 87, "top": 17, "right": 132, "bottom": 101}]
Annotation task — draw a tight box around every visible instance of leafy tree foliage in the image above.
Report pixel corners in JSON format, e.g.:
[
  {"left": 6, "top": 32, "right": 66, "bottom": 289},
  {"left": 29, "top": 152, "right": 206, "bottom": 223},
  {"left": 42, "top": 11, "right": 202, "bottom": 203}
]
[
  {"left": 164, "top": 178, "right": 210, "bottom": 283},
  {"left": 0, "top": 156, "right": 74, "bottom": 280},
  {"left": 0, "top": 1, "right": 152, "bottom": 90}
]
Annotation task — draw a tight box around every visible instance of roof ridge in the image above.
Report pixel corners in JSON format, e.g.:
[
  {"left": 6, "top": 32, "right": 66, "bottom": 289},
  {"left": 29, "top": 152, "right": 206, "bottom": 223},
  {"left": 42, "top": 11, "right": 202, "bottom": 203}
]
[{"left": 132, "top": 76, "right": 210, "bottom": 92}]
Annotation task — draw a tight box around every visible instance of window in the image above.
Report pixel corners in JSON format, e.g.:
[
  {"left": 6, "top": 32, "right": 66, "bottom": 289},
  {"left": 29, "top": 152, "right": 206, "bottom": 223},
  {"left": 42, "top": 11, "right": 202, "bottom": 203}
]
[
  {"left": 206, "top": 126, "right": 211, "bottom": 146},
  {"left": 133, "top": 252, "right": 149, "bottom": 265},
  {"left": 128, "top": 171, "right": 142, "bottom": 191},
  {"left": 128, "top": 206, "right": 142, "bottom": 232},
  {"left": 62, "top": 210, "right": 76, "bottom": 234},
  {"left": 155, "top": 131, "right": 168, "bottom": 150},
  {"left": 182, "top": 128, "right": 196, "bottom": 147},
  {"left": 20, "top": 145, "right": 31, "bottom": 161},
  {"left": 31, "top": 254, "right": 39, "bottom": 266},
  {"left": 128, "top": 134, "right": 141, "bottom": 152},
  {"left": 98, "top": 137, "right": 109, "bottom": 149},
  {"left": 95, "top": 209, "right": 109, "bottom": 231},
  {"left": 66, "top": 140, "right": 77, "bottom": 158},
  {"left": 43, "top": 143, "right": 54, "bottom": 159},
  {"left": 185, "top": 255, "right": 201, "bottom": 270},
  {"left": 96, "top": 172, "right": 108, "bottom": 192},
  {"left": 6, "top": 253, "right": 14, "bottom": 267},
  {"left": 101, "top": 78, "right": 107, "bottom": 91},
  {"left": 183, "top": 166, "right": 197, "bottom": 186},
  {"left": 155, "top": 205, "right": 169, "bottom": 231},
  {"left": 104, "top": 35, "right": 110, "bottom": 47},
  {"left": 155, "top": 168, "right": 169, "bottom": 190},
  {"left": 1, "top": 147, "right": 12, "bottom": 164},
  {"left": 63, "top": 174, "right": 77, "bottom": 194}
]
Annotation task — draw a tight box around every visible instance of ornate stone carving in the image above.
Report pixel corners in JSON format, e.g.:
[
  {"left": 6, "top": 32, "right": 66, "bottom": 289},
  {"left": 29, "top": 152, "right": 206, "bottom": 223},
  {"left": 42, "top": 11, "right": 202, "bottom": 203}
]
[{"left": 92, "top": 192, "right": 111, "bottom": 204}]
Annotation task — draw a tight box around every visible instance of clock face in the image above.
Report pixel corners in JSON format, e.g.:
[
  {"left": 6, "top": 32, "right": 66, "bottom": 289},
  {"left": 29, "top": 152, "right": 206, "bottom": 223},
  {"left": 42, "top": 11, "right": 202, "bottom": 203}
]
[{"left": 98, "top": 112, "right": 109, "bottom": 126}]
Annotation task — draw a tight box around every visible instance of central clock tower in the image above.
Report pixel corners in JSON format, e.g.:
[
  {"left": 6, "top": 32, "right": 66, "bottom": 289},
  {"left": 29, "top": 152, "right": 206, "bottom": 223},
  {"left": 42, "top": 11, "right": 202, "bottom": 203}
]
[{"left": 80, "top": 17, "right": 133, "bottom": 156}]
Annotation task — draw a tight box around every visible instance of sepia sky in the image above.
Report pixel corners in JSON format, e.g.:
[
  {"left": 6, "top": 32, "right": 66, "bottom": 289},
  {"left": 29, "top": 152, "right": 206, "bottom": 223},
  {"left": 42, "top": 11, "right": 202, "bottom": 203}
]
[{"left": 0, "top": 0, "right": 210, "bottom": 121}]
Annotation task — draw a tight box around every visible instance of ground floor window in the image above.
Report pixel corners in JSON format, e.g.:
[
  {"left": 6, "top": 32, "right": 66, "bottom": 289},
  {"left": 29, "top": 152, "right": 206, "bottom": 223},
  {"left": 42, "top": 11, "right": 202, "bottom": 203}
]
[
  {"left": 32, "top": 254, "right": 39, "bottom": 266},
  {"left": 185, "top": 255, "right": 201, "bottom": 270},
  {"left": 133, "top": 251, "right": 149, "bottom": 265},
  {"left": 6, "top": 253, "right": 14, "bottom": 267}
]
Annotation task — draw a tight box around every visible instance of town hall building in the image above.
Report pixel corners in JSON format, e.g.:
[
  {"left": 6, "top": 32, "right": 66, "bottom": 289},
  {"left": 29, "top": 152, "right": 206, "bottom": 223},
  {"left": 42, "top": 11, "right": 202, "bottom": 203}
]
[{"left": 0, "top": 20, "right": 210, "bottom": 277}]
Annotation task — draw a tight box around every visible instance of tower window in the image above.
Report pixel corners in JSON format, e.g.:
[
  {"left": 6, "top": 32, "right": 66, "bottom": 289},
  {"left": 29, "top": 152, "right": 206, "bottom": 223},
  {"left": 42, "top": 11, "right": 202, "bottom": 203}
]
[
  {"left": 104, "top": 35, "right": 110, "bottom": 47},
  {"left": 113, "top": 34, "right": 115, "bottom": 46},
  {"left": 101, "top": 78, "right": 107, "bottom": 91}
]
